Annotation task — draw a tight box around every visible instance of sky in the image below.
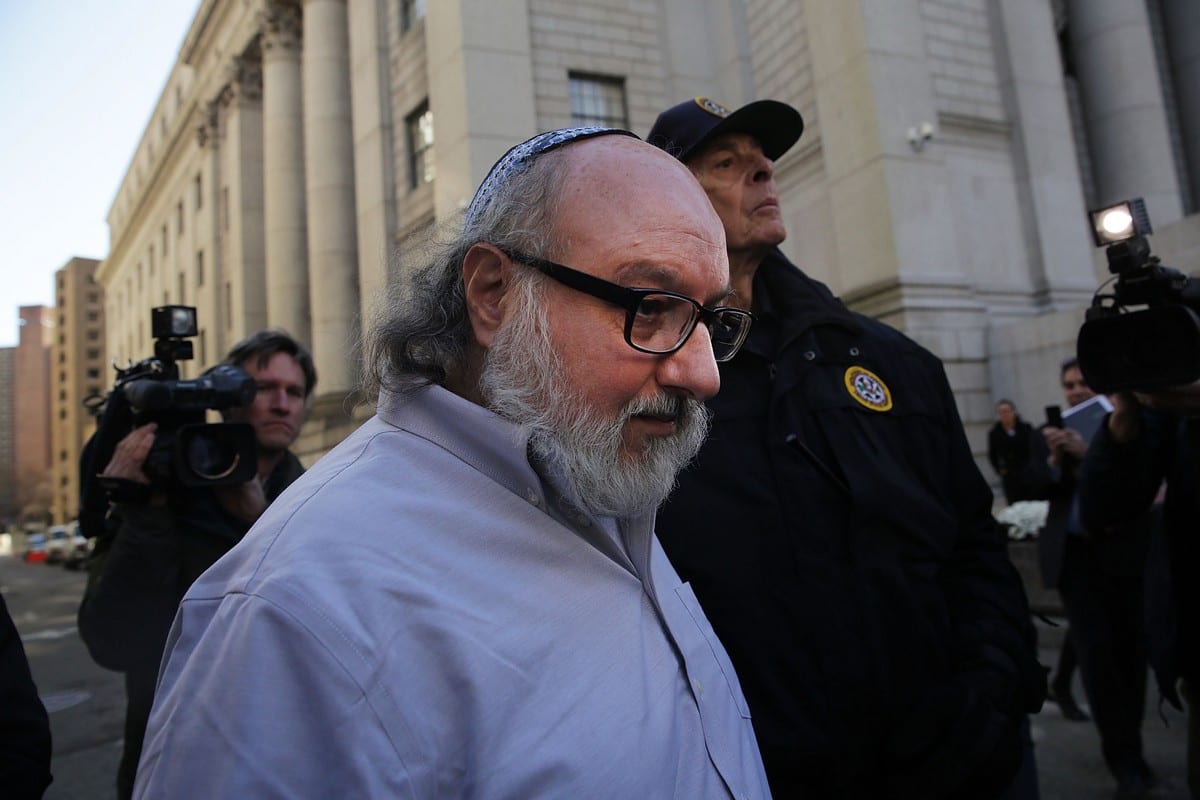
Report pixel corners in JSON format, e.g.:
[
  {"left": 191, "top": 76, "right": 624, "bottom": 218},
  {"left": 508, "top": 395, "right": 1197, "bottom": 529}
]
[{"left": 0, "top": 0, "right": 202, "bottom": 348}]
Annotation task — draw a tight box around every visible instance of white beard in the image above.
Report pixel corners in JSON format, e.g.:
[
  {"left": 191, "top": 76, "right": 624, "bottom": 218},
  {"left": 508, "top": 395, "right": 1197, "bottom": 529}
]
[{"left": 479, "top": 279, "right": 710, "bottom": 518}]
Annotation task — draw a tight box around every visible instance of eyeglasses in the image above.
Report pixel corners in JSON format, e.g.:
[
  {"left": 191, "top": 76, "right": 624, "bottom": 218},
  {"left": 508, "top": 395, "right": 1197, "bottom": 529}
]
[{"left": 502, "top": 250, "right": 752, "bottom": 362}]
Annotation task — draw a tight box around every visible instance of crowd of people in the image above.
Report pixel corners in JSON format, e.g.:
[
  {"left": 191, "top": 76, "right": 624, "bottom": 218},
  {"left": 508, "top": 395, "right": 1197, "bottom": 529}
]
[{"left": 2, "top": 96, "right": 1195, "bottom": 800}]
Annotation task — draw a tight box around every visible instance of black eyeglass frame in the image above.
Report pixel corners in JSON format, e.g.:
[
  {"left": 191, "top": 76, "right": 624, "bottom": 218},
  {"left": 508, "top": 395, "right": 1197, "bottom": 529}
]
[{"left": 501, "top": 249, "right": 752, "bottom": 362}]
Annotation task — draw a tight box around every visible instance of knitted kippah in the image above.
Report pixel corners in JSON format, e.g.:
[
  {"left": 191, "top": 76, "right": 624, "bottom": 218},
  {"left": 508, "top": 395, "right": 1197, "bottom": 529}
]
[{"left": 464, "top": 126, "right": 639, "bottom": 226}]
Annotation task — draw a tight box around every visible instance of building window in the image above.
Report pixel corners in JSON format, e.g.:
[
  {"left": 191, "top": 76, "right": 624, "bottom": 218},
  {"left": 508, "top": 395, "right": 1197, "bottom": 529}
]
[
  {"left": 87, "top": 368, "right": 100, "bottom": 379},
  {"left": 569, "top": 73, "right": 628, "bottom": 128},
  {"left": 194, "top": 173, "right": 203, "bottom": 210},
  {"left": 225, "top": 281, "right": 233, "bottom": 327},
  {"left": 400, "top": 0, "right": 425, "bottom": 33},
  {"left": 177, "top": 201, "right": 184, "bottom": 234},
  {"left": 221, "top": 187, "right": 230, "bottom": 231},
  {"left": 406, "top": 102, "right": 435, "bottom": 189},
  {"left": 178, "top": 271, "right": 186, "bottom": 304},
  {"left": 196, "top": 251, "right": 205, "bottom": 287},
  {"left": 85, "top": 348, "right": 100, "bottom": 360},
  {"left": 161, "top": 224, "right": 168, "bottom": 257}
]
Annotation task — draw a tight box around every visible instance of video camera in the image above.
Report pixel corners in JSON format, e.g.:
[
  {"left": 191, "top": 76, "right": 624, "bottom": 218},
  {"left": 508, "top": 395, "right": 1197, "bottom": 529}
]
[
  {"left": 81, "top": 307, "right": 259, "bottom": 522},
  {"left": 1076, "top": 197, "right": 1200, "bottom": 394}
]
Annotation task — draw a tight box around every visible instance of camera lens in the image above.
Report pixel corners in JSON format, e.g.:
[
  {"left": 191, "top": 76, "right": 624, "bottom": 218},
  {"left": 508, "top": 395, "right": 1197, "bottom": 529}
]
[{"left": 180, "top": 428, "right": 244, "bottom": 480}]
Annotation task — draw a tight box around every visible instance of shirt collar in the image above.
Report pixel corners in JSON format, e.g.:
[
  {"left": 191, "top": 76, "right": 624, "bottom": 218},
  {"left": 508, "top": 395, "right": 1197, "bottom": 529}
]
[
  {"left": 374, "top": 384, "right": 646, "bottom": 571},
  {"left": 376, "top": 384, "right": 545, "bottom": 507}
]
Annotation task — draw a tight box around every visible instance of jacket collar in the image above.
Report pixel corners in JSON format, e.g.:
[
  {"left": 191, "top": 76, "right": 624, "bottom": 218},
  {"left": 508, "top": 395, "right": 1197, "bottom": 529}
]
[{"left": 754, "top": 248, "right": 863, "bottom": 345}]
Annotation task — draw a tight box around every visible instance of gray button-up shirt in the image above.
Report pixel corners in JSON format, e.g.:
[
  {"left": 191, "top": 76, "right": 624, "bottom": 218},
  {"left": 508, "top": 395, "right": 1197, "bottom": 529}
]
[{"left": 135, "top": 385, "right": 771, "bottom": 799}]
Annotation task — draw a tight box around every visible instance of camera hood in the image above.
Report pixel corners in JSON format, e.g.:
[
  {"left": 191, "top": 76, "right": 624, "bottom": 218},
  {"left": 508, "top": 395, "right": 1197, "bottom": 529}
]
[{"left": 1077, "top": 305, "right": 1200, "bottom": 394}]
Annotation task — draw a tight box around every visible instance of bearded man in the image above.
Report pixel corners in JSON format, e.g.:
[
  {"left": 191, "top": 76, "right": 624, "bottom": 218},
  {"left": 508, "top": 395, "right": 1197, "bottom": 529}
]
[{"left": 132, "top": 128, "right": 771, "bottom": 799}]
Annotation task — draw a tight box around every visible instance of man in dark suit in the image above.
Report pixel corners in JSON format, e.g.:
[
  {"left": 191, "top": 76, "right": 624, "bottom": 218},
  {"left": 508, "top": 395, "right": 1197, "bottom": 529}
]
[{"left": 1036, "top": 357, "right": 1153, "bottom": 799}]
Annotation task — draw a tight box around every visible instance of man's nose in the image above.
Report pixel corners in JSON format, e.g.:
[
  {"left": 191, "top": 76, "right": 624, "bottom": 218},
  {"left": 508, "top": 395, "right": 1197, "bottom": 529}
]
[
  {"left": 658, "top": 325, "right": 721, "bottom": 402},
  {"left": 752, "top": 154, "right": 775, "bottom": 183},
  {"left": 266, "top": 387, "right": 290, "bottom": 409}
]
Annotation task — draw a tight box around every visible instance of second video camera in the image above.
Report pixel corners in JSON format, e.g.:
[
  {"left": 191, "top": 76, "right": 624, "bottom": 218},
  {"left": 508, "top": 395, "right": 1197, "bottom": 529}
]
[
  {"left": 1076, "top": 197, "right": 1200, "bottom": 394},
  {"left": 96, "top": 306, "right": 259, "bottom": 490}
]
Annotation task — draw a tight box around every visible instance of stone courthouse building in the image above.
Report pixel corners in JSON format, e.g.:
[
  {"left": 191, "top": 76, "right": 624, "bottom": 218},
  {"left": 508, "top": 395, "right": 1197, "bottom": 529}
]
[{"left": 97, "top": 0, "right": 1200, "bottom": 465}]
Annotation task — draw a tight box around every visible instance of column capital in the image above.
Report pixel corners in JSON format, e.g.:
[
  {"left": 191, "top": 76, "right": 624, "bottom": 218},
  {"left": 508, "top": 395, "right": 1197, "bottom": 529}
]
[
  {"left": 262, "top": 0, "right": 302, "bottom": 55},
  {"left": 195, "top": 102, "right": 220, "bottom": 148},
  {"left": 223, "top": 48, "right": 264, "bottom": 106}
]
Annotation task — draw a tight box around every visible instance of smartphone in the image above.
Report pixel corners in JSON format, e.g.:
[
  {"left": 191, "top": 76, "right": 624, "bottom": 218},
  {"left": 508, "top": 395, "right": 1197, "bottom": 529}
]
[{"left": 1045, "top": 404, "right": 1063, "bottom": 428}]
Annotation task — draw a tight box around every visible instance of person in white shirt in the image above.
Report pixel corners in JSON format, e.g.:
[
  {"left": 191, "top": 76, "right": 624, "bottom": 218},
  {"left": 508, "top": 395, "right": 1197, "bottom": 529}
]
[{"left": 133, "top": 127, "right": 770, "bottom": 799}]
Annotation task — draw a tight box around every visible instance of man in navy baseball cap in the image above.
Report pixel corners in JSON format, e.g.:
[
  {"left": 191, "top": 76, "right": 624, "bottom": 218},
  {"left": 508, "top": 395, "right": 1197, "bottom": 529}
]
[
  {"left": 647, "top": 96, "right": 803, "bottom": 162},
  {"left": 649, "top": 96, "right": 1046, "bottom": 799}
]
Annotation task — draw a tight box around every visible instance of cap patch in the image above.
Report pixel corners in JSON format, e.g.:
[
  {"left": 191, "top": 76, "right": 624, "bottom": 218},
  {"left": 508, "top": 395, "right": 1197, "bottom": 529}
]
[
  {"left": 843, "top": 366, "right": 892, "bottom": 412},
  {"left": 694, "top": 97, "right": 731, "bottom": 119}
]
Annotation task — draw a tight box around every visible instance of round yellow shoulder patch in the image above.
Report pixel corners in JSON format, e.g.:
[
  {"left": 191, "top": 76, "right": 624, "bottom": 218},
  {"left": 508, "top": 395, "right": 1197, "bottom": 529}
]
[{"left": 843, "top": 366, "right": 893, "bottom": 412}]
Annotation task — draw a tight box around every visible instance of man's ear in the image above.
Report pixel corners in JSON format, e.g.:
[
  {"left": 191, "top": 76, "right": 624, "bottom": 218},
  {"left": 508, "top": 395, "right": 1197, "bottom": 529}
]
[{"left": 462, "top": 244, "right": 515, "bottom": 348}]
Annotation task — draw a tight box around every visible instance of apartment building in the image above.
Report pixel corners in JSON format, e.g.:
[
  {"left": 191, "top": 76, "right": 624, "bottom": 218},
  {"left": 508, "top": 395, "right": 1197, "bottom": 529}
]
[
  {"left": 13, "top": 305, "right": 53, "bottom": 523},
  {"left": 49, "top": 257, "right": 106, "bottom": 524}
]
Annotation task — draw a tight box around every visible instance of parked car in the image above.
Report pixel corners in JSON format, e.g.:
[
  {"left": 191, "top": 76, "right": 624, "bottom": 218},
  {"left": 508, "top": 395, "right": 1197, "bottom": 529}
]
[
  {"left": 63, "top": 526, "right": 92, "bottom": 571},
  {"left": 45, "top": 525, "right": 72, "bottom": 565},
  {"left": 22, "top": 532, "right": 47, "bottom": 564}
]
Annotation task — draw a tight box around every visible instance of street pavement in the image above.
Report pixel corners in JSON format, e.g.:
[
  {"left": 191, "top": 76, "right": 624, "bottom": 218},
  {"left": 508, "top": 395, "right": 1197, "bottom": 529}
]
[
  {"left": 2, "top": 554, "right": 1192, "bottom": 799},
  {"left": 1032, "top": 615, "right": 1191, "bottom": 799}
]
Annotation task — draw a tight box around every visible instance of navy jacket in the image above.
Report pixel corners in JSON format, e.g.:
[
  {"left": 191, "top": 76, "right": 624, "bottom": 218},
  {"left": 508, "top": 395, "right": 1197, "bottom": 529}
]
[{"left": 656, "top": 249, "right": 1044, "bottom": 799}]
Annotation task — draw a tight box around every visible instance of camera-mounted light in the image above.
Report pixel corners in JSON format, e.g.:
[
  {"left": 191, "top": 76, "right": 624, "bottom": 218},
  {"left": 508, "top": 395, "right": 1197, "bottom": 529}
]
[
  {"left": 151, "top": 305, "right": 199, "bottom": 339},
  {"left": 1089, "top": 197, "right": 1152, "bottom": 247}
]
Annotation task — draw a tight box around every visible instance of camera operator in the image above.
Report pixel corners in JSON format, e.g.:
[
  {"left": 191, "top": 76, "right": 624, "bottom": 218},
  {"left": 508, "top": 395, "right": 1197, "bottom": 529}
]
[
  {"left": 1079, "top": 383, "right": 1200, "bottom": 799},
  {"left": 1033, "top": 359, "right": 1152, "bottom": 797},
  {"left": 77, "top": 329, "right": 316, "bottom": 800}
]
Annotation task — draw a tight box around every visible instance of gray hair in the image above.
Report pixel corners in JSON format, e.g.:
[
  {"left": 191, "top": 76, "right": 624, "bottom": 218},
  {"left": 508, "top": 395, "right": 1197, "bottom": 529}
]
[{"left": 361, "top": 147, "right": 571, "bottom": 399}]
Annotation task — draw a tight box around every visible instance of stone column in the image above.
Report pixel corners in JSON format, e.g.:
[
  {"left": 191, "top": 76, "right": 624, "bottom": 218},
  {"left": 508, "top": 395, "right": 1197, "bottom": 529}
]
[
  {"left": 1066, "top": 0, "right": 1183, "bottom": 222},
  {"left": 991, "top": 0, "right": 1094, "bottom": 303},
  {"left": 262, "top": 0, "right": 311, "bottom": 345},
  {"left": 221, "top": 49, "right": 268, "bottom": 347},
  {"left": 195, "top": 101, "right": 222, "bottom": 373},
  {"left": 347, "top": 0, "right": 396, "bottom": 314},
  {"left": 303, "top": 0, "right": 359, "bottom": 395},
  {"left": 1160, "top": 0, "right": 1200, "bottom": 207}
]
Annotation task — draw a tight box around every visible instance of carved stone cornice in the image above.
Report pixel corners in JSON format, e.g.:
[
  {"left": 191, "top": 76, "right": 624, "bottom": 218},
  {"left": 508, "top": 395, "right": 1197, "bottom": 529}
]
[{"left": 262, "top": 0, "right": 302, "bottom": 55}]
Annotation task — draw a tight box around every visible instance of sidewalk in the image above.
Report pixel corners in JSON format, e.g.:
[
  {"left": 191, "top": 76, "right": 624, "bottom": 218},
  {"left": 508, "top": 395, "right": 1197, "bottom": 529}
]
[{"left": 1032, "top": 615, "right": 1190, "bottom": 799}]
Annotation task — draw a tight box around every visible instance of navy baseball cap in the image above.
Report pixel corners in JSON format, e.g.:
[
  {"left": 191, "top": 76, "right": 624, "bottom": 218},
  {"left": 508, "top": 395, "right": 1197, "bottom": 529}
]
[{"left": 647, "top": 97, "right": 804, "bottom": 162}]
